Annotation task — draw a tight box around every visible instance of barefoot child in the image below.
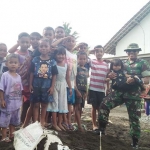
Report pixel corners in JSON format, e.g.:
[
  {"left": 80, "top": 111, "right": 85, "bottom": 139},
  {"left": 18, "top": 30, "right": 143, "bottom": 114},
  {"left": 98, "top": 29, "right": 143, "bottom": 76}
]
[
  {"left": 75, "top": 52, "right": 88, "bottom": 131},
  {"left": 29, "top": 38, "right": 58, "bottom": 127},
  {"left": 51, "top": 35, "right": 77, "bottom": 130},
  {"left": 88, "top": 45, "right": 109, "bottom": 131},
  {"left": 47, "top": 46, "right": 72, "bottom": 131},
  {"left": 0, "top": 54, "right": 23, "bottom": 142}
]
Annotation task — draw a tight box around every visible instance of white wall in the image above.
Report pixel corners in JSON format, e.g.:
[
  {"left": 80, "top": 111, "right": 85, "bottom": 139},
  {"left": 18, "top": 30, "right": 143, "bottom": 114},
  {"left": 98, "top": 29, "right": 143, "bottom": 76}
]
[{"left": 115, "top": 13, "right": 150, "bottom": 57}]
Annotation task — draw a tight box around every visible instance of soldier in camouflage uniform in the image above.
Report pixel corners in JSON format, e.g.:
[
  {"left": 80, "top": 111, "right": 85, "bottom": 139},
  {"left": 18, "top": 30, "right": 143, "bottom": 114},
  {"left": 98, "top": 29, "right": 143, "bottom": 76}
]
[{"left": 98, "top": 43, "right": 150, "bottom": 149}]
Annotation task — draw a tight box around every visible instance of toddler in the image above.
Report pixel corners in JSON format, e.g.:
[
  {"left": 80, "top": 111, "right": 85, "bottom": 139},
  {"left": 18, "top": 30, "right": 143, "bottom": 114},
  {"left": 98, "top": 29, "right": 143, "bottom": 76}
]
[{"left": 0, "top": 54, "right": 23, "bottom": 142}]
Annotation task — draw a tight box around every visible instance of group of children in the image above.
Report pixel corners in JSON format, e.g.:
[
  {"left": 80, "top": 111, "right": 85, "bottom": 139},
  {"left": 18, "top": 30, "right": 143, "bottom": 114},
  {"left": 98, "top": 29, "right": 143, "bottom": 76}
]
[
  {"left": 0, "top": 26, "right": 150, "bottom": 149},
  {"left": 0, "top": 26, "right": 106, "bottom": 142}
]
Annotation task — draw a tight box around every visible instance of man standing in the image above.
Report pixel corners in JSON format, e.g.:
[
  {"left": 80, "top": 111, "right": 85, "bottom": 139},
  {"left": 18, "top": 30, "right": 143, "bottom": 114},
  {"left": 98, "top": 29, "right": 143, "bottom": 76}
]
[{"left": 98, "top": 43, "right": 150, "bottom": 149}]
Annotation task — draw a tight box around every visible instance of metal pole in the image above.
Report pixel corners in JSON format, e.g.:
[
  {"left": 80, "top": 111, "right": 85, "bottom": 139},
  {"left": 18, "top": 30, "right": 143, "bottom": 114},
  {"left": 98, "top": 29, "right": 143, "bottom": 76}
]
[{"left": 100, "top": 131, "right": 102, "bottom": 150}]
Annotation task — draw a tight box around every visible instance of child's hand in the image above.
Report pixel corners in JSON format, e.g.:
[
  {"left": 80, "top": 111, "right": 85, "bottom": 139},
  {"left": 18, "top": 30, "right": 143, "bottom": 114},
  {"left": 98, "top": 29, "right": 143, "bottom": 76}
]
[
  {"left": 62, "top": 36, "right": 72, "bottom": 42},
  {"left": 1, "top": 100, "right": 6, "bottom": 108},
  {"left": 108, "top": 72, "right": 117, "bottom": 79},
  {"left": 106, "top": 89, "right": 111, "bottom": 95},
  {"left": 47, "top": 87, "right": 54, "bottom": 95},
  {"left": 29, "top": 85, "right": 33, "bottom": 93},
  {"left": 77, "top": 91, "right": 82, "bottom": 98},
  {"left": 105, "top": 78, "right": 110, "bottom": 82},
  {"left": 126, "top": 77, "right": 134, "bottom": 84},
  {"left": 69, "top": 88, "right": 72, "bottom": 96},
  {"left": 83, "top": 93, "right": 87, "bottom": 100}
]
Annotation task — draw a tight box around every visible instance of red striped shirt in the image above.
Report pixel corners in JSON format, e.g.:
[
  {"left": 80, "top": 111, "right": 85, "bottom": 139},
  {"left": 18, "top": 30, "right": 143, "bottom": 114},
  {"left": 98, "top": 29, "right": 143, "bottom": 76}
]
[{"left": 89, "top": 60, "right": 109, "bottom": 92}]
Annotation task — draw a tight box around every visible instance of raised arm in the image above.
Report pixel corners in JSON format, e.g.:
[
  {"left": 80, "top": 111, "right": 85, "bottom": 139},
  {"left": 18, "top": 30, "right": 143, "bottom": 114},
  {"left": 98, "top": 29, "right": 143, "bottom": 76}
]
[{"left": 8, "top": 43, "right": 19, "bottom": 53}]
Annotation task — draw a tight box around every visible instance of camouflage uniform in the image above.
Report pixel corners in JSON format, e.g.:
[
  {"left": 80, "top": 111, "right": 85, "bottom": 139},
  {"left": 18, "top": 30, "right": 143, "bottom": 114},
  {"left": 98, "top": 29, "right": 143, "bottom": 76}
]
[{"left": 99, "top": 58, "right": 150, "bottom": 138}]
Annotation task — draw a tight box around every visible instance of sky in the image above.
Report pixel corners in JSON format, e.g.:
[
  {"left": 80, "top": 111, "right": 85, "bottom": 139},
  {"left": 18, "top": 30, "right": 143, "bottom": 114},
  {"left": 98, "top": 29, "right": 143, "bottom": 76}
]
[{"left": 0, "top": 0, "right": 149, "bottom": 56}]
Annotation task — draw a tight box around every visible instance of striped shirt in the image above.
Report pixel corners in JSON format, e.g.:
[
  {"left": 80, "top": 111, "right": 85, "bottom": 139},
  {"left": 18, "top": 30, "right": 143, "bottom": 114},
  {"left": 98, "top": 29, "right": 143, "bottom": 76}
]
[{"left": 89, "top": 60, "right": 109, "bottom": 92}]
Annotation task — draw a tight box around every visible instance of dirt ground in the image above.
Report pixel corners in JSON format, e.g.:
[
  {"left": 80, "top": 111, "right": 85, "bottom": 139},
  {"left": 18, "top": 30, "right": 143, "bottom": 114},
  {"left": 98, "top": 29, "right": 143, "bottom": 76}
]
[{"left": 0, "top": 103, "right": 150, "bottom": 150}]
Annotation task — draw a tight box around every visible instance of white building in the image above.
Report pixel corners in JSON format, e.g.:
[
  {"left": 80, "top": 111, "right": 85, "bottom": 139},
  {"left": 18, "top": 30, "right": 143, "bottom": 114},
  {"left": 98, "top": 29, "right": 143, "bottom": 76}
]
[{"left": 104, "top": 1, "right": 150, "bottom": 62}]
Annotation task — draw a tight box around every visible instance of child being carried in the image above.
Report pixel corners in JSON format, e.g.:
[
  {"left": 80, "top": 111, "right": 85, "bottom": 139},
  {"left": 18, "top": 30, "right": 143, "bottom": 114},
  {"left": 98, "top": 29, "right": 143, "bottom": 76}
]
[{"left": 109, "top": 59, "right": 145, "bottom": 91}]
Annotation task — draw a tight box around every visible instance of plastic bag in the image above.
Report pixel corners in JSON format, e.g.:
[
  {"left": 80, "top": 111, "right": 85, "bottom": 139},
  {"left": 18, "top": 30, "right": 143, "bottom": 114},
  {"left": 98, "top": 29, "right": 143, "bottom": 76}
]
[{"left": 13, "top": 121, "right": 43, "bottom": 150}]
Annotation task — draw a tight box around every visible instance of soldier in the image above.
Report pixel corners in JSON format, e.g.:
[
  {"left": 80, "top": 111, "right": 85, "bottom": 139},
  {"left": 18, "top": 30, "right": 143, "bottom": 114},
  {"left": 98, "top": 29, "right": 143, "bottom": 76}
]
[{"left": 98, "top": 43, "right": 150, "bottom": 149}]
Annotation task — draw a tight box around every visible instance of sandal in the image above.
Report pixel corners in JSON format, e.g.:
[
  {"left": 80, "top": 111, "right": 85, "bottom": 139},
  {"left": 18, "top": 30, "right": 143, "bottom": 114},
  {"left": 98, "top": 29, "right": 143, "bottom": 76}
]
[
  {"left": 1, "top": 137, "right": 11, "bottom": 143},
  {"left": 68, "top": 124, "right": 74, "bottom": 130},
  {"left": 62, "top": 123, "right": 69, "bottom": 130},
  {"left": 81, "top": 124, "right": 87, "bottom": 131}
]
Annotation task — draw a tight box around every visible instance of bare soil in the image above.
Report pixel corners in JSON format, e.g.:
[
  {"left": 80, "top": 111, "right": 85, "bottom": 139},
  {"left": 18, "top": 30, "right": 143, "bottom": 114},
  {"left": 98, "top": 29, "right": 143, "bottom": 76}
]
[{"left": 1, "top": 103, "right": 150, "bottom": 150}]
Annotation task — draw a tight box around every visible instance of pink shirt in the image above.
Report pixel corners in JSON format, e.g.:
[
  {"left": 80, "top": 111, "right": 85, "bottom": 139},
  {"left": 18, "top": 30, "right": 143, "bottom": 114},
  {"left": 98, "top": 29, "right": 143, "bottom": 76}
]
[{"left": 89, "top": 60, "right": 109, "bottom": 92}]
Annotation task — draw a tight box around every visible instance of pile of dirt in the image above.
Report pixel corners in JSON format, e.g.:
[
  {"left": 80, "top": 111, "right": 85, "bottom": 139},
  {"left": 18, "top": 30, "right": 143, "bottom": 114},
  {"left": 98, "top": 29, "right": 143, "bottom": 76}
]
[{"left": 1, "top": 105, "right": 150, "bottom": 150}]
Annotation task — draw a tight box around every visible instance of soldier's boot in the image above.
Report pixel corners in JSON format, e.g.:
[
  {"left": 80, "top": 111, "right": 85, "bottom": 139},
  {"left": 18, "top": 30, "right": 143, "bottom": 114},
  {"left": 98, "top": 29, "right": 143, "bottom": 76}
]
[{"left": 98, "top": 121, "right": 107, "bottom": 135}]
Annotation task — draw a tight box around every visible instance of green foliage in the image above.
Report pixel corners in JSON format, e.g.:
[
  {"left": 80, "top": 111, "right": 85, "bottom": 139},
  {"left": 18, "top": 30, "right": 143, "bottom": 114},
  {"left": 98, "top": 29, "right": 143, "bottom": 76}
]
[{"left": 63, "top": 22, "right": 79, "bottom": 39}]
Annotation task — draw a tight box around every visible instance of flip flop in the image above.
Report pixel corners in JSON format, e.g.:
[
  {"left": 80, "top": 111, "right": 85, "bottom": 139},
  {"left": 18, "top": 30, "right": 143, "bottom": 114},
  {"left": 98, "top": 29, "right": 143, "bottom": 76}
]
[
  {"left": 62, "top": 123, "right": 69, "bottom": 130},
  {"left": 1, "top": 137, "right": 11, "bottom": 143},
  {"left": 93, "top": 128, "right": 100, "bottom": 134},
  {"left": 81, "top": 124, "right": 87, "bottom": 131},
  {"left": 68, "top": 124, "right": 74, "bottom": 130}
]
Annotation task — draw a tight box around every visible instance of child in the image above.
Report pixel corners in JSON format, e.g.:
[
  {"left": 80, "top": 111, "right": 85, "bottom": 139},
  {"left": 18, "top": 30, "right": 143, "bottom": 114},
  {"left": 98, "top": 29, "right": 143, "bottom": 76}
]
[
  {"left": 110, "top": 59, "right": 145, "bottom": 91},
  {"left": 21, "top": 32, "right": 42, "bottom": 123},
  {"left": 51, "top": 35, "right": 77, "bottom": 130},
  {"left": 47, "top": 46, "right": 72, "bottom": 131},
  {"left": 141, "top": 78, "right": 150, "bottom": 119},
  {"left": 88, "top": 45, "right": 109, "bottom": 131},
  {"left": 8, "top": 32, "right": 31, "bottom": 58},
  {"left": 29, "top": 32, "right": 42, "bottom": 57},
  {"left": 75, "top": 52, "right": 88, "bottom": 131},
  {"left": 55, "top": 26, "right": 65, "bottom": 40},
  {"left": 74, "top": 42, "right": 88, "bottom": 53},
  {"left": 8, "top": 32, "right": 32, "bottom": 124},
  {"left": 0, "top": 43, "right": 7, "bottom": 78},
  {"left": 0, "top": 54, "right": 23, "bottom": 142},
  {"left": 51, "top": 26, "right": 66, "bottom": 50},
  {"left": 29, "top": 38, "right": 58, "bottom": 127},
  {"left": 43, "top": 27, "right": 55, "bottom": 45}
]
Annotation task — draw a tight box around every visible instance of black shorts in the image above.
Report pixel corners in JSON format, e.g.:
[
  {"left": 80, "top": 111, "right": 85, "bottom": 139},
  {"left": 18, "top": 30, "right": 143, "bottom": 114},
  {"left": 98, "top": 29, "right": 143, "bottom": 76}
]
[
  {"left": 88, "top": 90, "right": 105, "bottom": 108},
  {"left": 75, "top": 90, "right": 86, "bottom": 108}
]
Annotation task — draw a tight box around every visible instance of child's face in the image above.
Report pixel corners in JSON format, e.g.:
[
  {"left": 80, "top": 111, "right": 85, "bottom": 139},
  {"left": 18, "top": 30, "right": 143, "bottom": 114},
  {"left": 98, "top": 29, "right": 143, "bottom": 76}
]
[
  {"left": 0, "top": 44, "right": 7, "bottom": 59},
  {"left": 18, "top": 36, "right": 30, "bottom": 51},
  {"left": 95, "top": 48, "right": 104, "bottom": 60},
  {"left": 78, "top": 54, "right": 87, "bottom": 66},
  {"left": 63, "top": 37, "right": 76, "bottom": 51},
  {"left": 39, "top": 41, "right": 50, "bottom": 55},
  {"left": 31, "top": 35, "right": 41, "bottom": 49},
  {"left": 79, "top": 45, "right": 87, "bottom": 53},
  {"left": 6, "top": 58, "right": 19, "bottom": 71},
  {"left": 43, "top": 30, "right": 54, "bottom": 43},
  {"left": 55, "top": 28, "right": 65, "bottom": 39},
  {"left": 113, "top": 65, "right": 121, "bottom": 71},
  {"left": 56, "top": 53, "right": 65, "bottom": 63}
]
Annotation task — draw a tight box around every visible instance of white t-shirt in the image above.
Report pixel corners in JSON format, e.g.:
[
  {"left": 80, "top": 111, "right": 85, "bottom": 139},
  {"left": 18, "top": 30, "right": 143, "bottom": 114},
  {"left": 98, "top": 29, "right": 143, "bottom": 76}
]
[{"left": 65, "top": 49, "right": 77, "bottom": 89}]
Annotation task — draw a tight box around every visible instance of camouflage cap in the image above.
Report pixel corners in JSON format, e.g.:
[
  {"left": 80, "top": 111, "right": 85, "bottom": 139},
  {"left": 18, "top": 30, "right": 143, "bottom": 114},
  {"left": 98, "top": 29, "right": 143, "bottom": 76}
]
[{"left": 124, "top": 43, "right": 141, "bottom": 52}]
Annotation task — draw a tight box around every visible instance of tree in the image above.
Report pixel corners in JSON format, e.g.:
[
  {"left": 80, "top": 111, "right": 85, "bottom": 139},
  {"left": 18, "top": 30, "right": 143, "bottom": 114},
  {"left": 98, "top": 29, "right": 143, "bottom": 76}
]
[{"left": 63, "top": 22, "right": 79, "bottom": 39}]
